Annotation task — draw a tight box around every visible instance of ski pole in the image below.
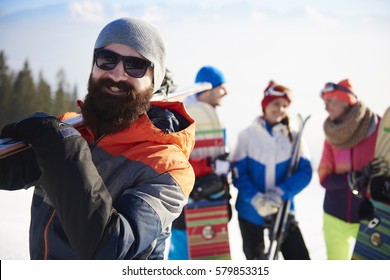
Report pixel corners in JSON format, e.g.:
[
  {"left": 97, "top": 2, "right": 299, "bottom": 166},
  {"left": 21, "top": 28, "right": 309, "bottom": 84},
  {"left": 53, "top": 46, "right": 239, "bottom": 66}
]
[
  {"left": 0, "top": 82, "right": 212, "bottom": 159},
  {"left": 267, "top": 200, "right": 290, "bottom": 259},
  {"left": 266, "top": 114, "right": 311, "bottom": 260}
]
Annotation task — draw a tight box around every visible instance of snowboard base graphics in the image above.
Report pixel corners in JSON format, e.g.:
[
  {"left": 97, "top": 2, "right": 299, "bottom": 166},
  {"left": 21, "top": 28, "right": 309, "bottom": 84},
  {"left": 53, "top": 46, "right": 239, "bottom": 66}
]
[
  {"left": 352, "top": 200, "right": 390, "bottom": 259},
  {"left": 185, "top": 199, "right": 231, "bottom": 260},
  {"left": 184, "top": 101, "right": 231, "bottom": 260}
]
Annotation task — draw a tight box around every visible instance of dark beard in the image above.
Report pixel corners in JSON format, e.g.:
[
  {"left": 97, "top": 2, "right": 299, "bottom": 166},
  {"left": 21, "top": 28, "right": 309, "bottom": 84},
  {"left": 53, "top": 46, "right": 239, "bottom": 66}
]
[{"left": 81, "top": 74, "right": 154, "bottom": 136}]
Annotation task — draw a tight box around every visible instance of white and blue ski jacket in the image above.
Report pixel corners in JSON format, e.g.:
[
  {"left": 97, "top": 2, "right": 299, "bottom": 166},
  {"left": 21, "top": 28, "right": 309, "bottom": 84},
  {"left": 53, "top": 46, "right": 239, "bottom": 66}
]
[{"left": 231, "top": 117, "right": 312, "bottom": 226}]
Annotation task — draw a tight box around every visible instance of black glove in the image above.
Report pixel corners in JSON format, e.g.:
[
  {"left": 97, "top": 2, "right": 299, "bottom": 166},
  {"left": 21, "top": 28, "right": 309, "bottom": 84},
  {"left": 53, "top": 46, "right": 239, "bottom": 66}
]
[
  {"left": 1, "top": 112, "right": 61, "bottom": 143},
  {"left": 348, "top": 158, "right": 388, "bottom": 197},
  {"left": 362, "top": 157, "right": 388, "bottom": 178},
  {"left": 370, "top": 175, "right": 390, "bottom": 203}
]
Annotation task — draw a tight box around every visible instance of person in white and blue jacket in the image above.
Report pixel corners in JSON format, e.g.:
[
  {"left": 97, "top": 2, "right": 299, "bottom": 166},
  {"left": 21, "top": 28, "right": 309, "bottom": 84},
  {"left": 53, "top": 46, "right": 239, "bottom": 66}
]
[{"left": 231, "top": 81, "right": 312, "bottom": 260}]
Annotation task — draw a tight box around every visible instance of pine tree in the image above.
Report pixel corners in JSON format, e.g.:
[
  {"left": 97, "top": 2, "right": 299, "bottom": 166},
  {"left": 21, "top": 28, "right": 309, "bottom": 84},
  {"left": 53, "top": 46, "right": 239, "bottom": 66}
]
[
  {"left": 0, "top": 51, "right": 79, "bottom": 127},
  {"left": 12, "top": 60, "right": 37, "bottom": 121},
  {"left": 70, "top": 84, "right": 79, "bottom": 113},
  {"left": 36, "top": 71, "right": 53, "bottom": 114},
  {"left": 53, "top": 68, "right": 69, "bottom": 117},
  {"left": 0, "top": 51, "right": 14, "bottom": 128}
]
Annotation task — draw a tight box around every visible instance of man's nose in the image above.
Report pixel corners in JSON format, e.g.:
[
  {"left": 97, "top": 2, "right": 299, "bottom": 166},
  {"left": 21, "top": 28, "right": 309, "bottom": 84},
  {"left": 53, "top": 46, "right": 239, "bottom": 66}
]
[{"left": 107, "top": 61, "right": 128, "bottom": 82}]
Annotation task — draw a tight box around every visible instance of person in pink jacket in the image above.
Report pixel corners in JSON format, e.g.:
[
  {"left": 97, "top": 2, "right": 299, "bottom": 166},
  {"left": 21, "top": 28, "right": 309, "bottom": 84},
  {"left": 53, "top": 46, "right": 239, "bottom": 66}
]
[{"left": 318, "top": 78, "right": 385, "bottom": 260}]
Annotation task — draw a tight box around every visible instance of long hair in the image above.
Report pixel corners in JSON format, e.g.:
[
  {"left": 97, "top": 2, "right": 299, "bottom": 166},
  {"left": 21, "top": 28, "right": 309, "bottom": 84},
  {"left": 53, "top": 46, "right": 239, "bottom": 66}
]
[{"left": 280, "top": 115, "right": 293, "bottom": 143}]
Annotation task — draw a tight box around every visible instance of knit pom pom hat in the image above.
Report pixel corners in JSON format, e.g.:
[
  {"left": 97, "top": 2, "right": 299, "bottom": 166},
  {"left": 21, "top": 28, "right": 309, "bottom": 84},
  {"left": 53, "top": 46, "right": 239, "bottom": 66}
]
[
  {"left": 261, "top": 80, "right": 292, "bottom": 110},
  {"left": 321, "top": 79, "right": 358, "bottom": 106}
]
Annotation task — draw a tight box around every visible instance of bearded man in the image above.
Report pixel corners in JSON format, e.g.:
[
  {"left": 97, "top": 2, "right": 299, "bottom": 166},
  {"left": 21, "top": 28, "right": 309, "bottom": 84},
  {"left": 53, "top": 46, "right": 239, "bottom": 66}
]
[{"left": 0, "top": 17, "right": 195, "bottom": 260}]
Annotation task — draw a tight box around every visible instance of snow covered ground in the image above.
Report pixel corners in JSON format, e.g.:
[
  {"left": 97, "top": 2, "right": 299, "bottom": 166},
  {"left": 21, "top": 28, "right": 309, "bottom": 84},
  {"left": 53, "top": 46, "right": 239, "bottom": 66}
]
[{"left": 0, "top": 174, "right": 326, "bottom": 260}]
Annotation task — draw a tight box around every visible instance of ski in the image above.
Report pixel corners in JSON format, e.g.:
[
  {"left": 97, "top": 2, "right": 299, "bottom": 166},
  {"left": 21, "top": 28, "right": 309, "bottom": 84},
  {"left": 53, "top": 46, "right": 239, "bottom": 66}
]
[
  {"left": 0, "top": 82, "right": 212, "bottom": 159},
  {"left": 266, "top": 114, "right": 311, "bottom": 260},
  {"left": 153, "top": 82, "right": 211, "bottom": 102}
]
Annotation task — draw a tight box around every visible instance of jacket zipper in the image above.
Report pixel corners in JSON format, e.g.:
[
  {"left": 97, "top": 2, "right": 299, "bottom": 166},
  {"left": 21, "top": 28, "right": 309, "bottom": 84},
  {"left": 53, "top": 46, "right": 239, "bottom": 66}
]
[
  {"left": 43, "top": 209, "right": 57, "bottom": 260},
  {"left": 89, "top": 134, "right": 106, "bottom": 151},
  {"left": 347, "top": 149, "right": 354, "bottom": 222}
]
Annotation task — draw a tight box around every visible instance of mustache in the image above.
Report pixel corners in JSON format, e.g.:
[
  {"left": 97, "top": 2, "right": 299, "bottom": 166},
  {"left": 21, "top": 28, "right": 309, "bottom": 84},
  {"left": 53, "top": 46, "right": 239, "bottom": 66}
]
[{"left": 98, "top": 77, "right": 136, "bottom": 99}]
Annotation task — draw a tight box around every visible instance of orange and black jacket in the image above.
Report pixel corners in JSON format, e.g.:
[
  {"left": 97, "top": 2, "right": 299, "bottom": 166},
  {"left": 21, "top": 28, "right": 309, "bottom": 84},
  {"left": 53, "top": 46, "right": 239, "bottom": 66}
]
[{"left": 0, "top": 101, "right": 195, "bottom": 259}]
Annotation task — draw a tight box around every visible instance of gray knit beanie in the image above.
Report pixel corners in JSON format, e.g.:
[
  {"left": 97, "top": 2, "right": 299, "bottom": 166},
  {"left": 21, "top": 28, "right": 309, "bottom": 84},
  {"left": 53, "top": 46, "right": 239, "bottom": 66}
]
[{"left": 94, "top": 17, "right": 167, "bottom": 93}]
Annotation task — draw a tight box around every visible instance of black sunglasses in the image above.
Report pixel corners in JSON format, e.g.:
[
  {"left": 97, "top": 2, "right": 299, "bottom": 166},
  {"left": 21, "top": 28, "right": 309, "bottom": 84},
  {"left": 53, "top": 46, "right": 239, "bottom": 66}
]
[{"left": 94, "top": 49, "right": 153, "bottom": 78}]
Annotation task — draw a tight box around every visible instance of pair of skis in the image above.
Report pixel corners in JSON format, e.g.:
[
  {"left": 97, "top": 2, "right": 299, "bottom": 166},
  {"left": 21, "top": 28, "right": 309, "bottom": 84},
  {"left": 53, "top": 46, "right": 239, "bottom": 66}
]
[
  {"left": 0, "top": 82, "right": 211, "bottom": 159},
  {"left": 266, "top": 114, "right": 311, "bottom": 260}
]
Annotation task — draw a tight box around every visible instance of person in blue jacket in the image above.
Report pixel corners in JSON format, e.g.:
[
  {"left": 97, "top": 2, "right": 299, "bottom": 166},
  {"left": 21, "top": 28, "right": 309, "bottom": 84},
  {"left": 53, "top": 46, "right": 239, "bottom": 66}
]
[{"left": 231, "top": 80, "right": 312, "bottom": 260}]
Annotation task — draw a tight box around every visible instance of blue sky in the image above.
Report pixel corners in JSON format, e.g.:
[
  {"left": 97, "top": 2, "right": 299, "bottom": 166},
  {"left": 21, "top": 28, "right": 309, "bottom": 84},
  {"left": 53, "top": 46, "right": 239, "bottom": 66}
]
[{"left": 1, "top": 0, "right": 389, "bottom": 15}]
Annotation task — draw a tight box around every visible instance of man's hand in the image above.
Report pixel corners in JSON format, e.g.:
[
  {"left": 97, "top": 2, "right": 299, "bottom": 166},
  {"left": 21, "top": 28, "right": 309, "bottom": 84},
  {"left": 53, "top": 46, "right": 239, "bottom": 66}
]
[{"left": 1, "top": 112, "right": 60, "bottom": 143}]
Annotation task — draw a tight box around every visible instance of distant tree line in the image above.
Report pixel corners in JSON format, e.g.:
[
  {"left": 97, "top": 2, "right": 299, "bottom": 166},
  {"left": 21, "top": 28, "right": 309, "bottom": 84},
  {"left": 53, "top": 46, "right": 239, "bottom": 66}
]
[{"left": 0, "top": 50, "right": 79, "bottom": 128}]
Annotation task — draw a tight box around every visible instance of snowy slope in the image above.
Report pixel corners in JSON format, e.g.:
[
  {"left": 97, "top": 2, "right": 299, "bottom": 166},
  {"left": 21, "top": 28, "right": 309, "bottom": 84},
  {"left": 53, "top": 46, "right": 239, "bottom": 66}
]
[{"left": 0, "top": 174, "right": 326, "bottom": 260}]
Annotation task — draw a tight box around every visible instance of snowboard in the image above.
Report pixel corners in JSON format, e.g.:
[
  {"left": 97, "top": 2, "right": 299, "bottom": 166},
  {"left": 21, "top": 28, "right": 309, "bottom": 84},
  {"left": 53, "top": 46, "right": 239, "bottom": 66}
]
[
  {"left": 352, "top": 106, "right": 390, "bottom": 259},
  {"left": 184, "top": 101, "right": 231, "bottom": 260}
]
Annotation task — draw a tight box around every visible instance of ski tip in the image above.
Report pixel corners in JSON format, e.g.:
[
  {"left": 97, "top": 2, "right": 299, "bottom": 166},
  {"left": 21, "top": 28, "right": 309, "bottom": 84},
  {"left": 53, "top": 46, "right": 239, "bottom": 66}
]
[{"left": 297, "top": 114, "right": 311, "bottom": 122}]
